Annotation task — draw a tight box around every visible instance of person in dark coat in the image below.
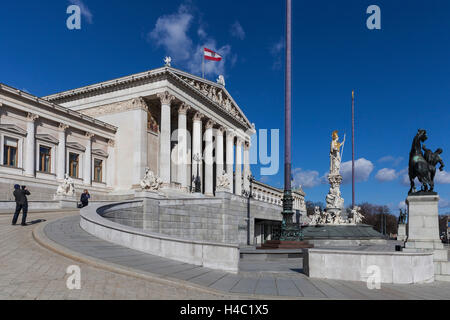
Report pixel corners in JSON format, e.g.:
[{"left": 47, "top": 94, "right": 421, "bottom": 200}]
[
  {"left": 12, "top": 184, "right": 30, "bottom": 226},
  {"left": 79, "top": 189, "right": 91, "bottom": 208}
]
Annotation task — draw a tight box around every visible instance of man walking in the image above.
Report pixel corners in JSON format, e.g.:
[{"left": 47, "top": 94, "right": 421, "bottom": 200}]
[{"left": 12, "top": 184, "right": 30, "bottom": 226}]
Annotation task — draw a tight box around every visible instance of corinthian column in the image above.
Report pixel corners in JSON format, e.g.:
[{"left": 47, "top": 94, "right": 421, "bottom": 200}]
[
  {"left": 192, "top": 112, "right": 204, "bottom": 188},
  {"left": 84, "top": 132, "right": 94, "bottom": 185},
  {"left": 216, "top": 127, "right": 225, "bottom": 178},
  {"left": 204, "top": 120, "right": 215, "bottom": 196},
  {"left": 235, "top": 137, "right": 243, "bottom": 196},
  {"left": 243, "top": 141, "right": 251, "bottom": 192},
  {"left": 57, "top": 123, "right": 69, "bottom": 180},
  {"left": 226, "top": 130, "right": 235, "bottom": 193},
  {"left": 157, "top": 91, "right": 175, "bottom": 185},
  {"left": 177, "top": 103, "right": 190, "bottom": 189},
  {"left": 24, "top": 113, "right": 39, "bottom": 177}
]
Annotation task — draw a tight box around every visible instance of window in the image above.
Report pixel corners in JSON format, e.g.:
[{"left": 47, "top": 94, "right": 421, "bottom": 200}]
[
  {"left": 94, "top": 159, "right": 103, "bottom": 183},
  {"left": 69, "top": 153, "right": 79, "bottom": 178},
  {"left": 39, "top": 146, "right": 51, "bottom": 173},
  {"left": 3, "top": 137, "right": 18, "bottom": 167}
]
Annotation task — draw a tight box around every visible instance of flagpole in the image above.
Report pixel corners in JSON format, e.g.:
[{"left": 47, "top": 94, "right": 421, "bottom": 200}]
[
  {"left": 202, "top": 49, "right": 205, "bottom": 79},
  {"left": 352, "top": 90, "right": 355, "bottom": 209}
]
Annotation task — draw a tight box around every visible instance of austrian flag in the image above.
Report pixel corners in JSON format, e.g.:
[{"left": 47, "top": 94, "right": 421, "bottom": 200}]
[{"left": 204, "top": 48, "right": 222, "bottom": 61}]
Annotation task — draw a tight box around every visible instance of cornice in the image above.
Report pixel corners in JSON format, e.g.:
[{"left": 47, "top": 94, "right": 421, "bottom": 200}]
[
  {"left": 0, "top": 83, "right": 117, "bottom": 133},
  {"left": 39, "top": 67, "right": 253, "bottom": 132}
]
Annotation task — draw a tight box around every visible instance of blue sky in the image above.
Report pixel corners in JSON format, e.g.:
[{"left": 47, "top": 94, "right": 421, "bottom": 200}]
[{"left": 1, "top": 0, "right": 450, "bottom": 214}]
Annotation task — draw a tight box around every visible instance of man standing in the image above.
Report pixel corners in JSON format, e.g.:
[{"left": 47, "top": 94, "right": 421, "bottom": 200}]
[{"left": 12, "top": 184, "right": 30, "bottom": 226}]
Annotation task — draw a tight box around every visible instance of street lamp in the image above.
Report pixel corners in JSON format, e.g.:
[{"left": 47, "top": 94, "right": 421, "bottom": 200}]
[
  {"left": 192, "top": 153, "right": 202, "bottom": 193},
  {"left": 243, "top": 174, "right": 255, "bottom": 246}
]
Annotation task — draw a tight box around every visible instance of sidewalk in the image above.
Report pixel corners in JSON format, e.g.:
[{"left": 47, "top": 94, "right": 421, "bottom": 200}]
[{"left": 36, "top": 215, "right": 450, "bottom": 300}]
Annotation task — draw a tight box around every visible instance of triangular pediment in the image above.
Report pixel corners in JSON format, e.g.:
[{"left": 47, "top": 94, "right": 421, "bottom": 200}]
[
  {"left": 92, "top": 149, "right": 109, "bottom": 157},
  {"left": 36, "top": 134, "right": 59, "bottom": 145},
  {"left": 0, "top": 124, "right": 27, "bottom": 136},
  {"left": 66, "top": 141, "right": 86, "bottom": 152},
  {"left": 169, "top": 69, "right": 254, "bottom": 130}
]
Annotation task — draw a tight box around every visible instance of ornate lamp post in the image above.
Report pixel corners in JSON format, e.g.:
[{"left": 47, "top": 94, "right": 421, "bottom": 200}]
[
  {"left": 243, "top": 174, "right": 255, "bottom": 246},
  {"left": 280, "top": 0, "right": 302, "bottom": 241},
  {"left": 192, "top": 153, "right": 202, "bottom": 193}
]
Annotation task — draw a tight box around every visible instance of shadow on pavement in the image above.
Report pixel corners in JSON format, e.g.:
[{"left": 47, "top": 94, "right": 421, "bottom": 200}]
[{"left": 27, "top": 219, "right": 47, "bottom": 225}]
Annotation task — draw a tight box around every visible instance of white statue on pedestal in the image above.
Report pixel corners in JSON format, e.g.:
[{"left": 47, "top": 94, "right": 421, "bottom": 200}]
[
  {"left": 140, "top": 168, "right": 163, "bottom": 191},
  {"left": 56, "top": 174, "right": 75, "bottom": 197},
  {"left": 216, "top": 171, "right": 231, "bottom": 192},
  {"left": 330, "top": 130, "right": 345, "bottom": 175},
  {"left": 164, "top": 56, "right": 172, "bottom": 67},
  {"left": 217, "top": 75, "right": 225, "bottom": 86},
  {"left": 325, "top": 130, "right": 346, "bottom": 220},
  {"left": 350, "top": 206, "right": 364, "bottom": 225}
]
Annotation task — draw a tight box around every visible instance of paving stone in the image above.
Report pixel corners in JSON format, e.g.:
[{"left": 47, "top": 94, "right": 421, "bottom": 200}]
[
  {"left": 230, "top": 277, "right": 259, "bottom": 294},
  {"left": 209, "top": 274, "right": 242, "bottom": 292},
  {"left": 309, "top": 280, "right": 350, "bottom": 299},
  {"left": 276, "top": 279, "right": 302, "bottom": 297},
  {"left": 291, "top": 277, "right": 327, "bottom": 299},
  {"left": 189, "top": 271, "right": 228, "bottom": 287},
  {"left": 254, "top": 277, "right": 278, "bottom": 296}
]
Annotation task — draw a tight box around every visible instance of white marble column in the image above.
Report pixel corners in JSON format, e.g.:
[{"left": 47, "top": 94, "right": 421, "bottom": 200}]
[
  {"left": 84, "top": 132, "right": 94, "bottom": 185},
  {"left": 216, "top": 127, "right": 225, "bottom": 178},
  {"left": 177, "top": 103, "right": 190, "bottom": 189},
  {"left": 192, "top": 112, "right": 203, "bottom": 186},
  {"left": 107, "top": 139, "right": 115, "bottom": 188},
  {"left": 204, "top": 120, "right": 214, "bottom": 196},
  {"left": 235, "top": 138, "right": 243, "bottom": 196},
  {"left": 243, "top": 141, "right": 251, "bottom": 192},
  {"left": 226, "top": 130, "right": 235, "bottom": 193},
  {"left": 57, "top": 123, "right": 69, "bottom": 180},
  {"left": 158, "top": 91, "right": 175, "bottom": 185},
  {"left": 24, "top": 113, "right": 39, "bottom": 177}
]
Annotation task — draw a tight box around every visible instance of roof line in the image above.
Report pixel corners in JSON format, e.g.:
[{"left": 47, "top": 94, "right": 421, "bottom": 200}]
[{"left": 0, "top": 83, "right": 117, "bottom": 132}]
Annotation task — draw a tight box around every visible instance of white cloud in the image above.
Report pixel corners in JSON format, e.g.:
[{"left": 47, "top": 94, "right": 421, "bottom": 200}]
[
  {"left": 270, "top": 37, "right": 284, "bottom": 70},
  {"left": 340, "top": 158, "right": 374, "bottom": 184},
  {"left": 375, "top": 168, "right": 398, "bottom": 182},
  {"left": 399, "top": 167, "right": 412, "bottom": 186},
  {"left": 400, "top": 167, "right": 450, "bottom": 186},
  {"left": 435, "top": 170, "right": 450, "bottom": 184},
  {"left": 69, "top": 0, "right": 93, "bottom": 24},
  {"left": 148, "top": 5, "right": 233, "bottom": 77},
  {"left": 230, "top": 21, "right": 245, "bottom": 40},
  {"left": 398, "top": 201, "right": 407, "bottom": 210},
  {"left": 378, "top": 155, "right": 404, "bottom": 167},
  {"left": 292, "top": 168, "right": 325, "bottom": 189},
  {"left": 148, "top": 5, "right": 194, "bottom": 62}
]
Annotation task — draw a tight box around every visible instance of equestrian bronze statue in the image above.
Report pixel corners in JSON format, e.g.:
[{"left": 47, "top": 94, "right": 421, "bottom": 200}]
[{"left": 408, "top": 129, "right": 445, "bottom": 194}]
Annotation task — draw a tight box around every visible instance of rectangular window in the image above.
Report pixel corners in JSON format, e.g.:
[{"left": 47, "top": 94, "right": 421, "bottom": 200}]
[
  {"left": 3, "top": 137, "right": 18, "bottom": 167},
  {"left": 69, "top": 153, "right": 79, "bottom": 178},
  {"left": 39, "top": 146, "right": 51, "bottom": 173},
  {"left": 94, "top": 159, "right": 103, "bottom": 183}
]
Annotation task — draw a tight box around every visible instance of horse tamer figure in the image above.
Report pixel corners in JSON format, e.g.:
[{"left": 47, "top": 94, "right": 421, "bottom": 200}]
[{"left": 408, "top": 129, "right": 445, "bottom": 194}]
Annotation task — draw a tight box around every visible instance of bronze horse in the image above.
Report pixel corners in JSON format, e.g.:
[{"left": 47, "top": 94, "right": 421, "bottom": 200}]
[{"left": 408, "top": 129, "right": 432, "bottom": 193}]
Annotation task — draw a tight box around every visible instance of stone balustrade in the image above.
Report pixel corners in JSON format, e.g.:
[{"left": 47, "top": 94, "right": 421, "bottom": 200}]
[{"left": 252, "top": 181, "right": 306, "bottom": 212}]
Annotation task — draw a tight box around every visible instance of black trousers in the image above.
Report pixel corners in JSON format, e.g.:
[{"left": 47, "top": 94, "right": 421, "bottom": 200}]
[{"left": 12, "top": 203, "right": 28, "bottom": 225}]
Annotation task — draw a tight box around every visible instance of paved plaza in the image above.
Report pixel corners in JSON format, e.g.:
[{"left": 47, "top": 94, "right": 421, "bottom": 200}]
[
  {"left": 0, "top": 211, "right": 237, "bottom": 300},
  {"left": 0, "top": 211, "right": 449, "bottom": 300}
]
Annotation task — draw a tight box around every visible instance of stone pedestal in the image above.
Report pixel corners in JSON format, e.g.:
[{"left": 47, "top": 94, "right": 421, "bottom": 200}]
[
  {"left": 397, "top": 224, "right": 407, "bottom": 242},
  {"left": 405, "top": 195, "right": 444, "bottom": 252},
  {"left": 53, "top": 195, "right": 78, "bottom": 209},
  {"left": 405, "top": 195, "right": 449, "bottom": 281},
  {"left": 134, "top": 190, "right": 164, "bottom": 199}
]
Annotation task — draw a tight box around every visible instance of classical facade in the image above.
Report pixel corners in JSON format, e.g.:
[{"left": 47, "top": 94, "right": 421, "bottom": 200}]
[
  {"left": 0, "top": 63, "right": 305, "bottom": 215},
  {"left": 0, "top": 83, "right": 116, "bottom": 201}
]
